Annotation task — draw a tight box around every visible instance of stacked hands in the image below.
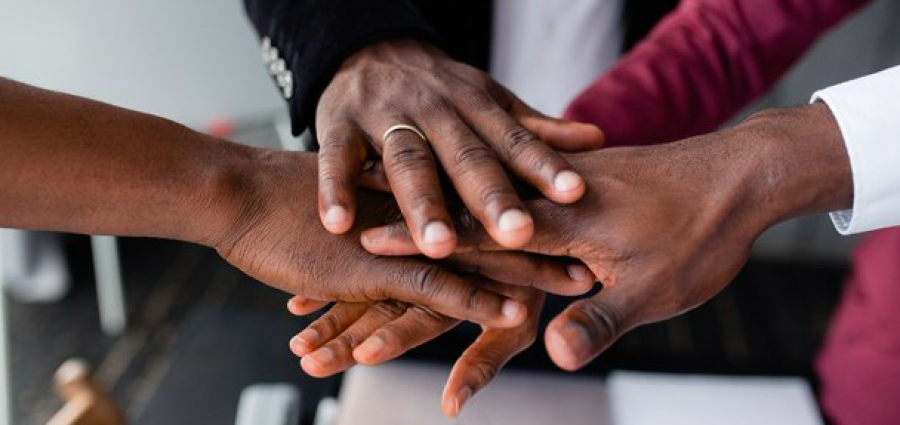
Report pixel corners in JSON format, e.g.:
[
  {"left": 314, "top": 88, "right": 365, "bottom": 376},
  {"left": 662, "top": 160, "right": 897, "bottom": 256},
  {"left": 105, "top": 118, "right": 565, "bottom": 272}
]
[{"left": 209, "top": 41, "right": 848, "bottom": 418}]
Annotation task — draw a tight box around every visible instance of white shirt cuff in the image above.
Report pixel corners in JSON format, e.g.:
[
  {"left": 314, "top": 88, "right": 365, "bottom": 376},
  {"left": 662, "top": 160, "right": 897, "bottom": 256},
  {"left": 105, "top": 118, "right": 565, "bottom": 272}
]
[{"left": 811, "top": 65, "right": 900, "bottom": 235}]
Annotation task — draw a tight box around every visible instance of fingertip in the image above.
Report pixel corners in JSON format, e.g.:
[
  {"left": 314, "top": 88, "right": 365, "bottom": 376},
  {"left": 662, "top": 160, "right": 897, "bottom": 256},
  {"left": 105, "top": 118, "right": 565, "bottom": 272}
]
[
  {"left": 361, "top": 226, "right": 422, "bottom": 256},
  {"left": 419, "top": 222, "right": 457, "bottom": 259},
  {"left": 441, "top": 393, "right": 459, "bottom": 419},
  {"left": 494, "top": 209, "right": 534, "bottom": 248},
  {"left": 352, "top": 335, "right": 386, "bottom": 365},
  {"left": 440, "top": 385, "right": 472, "bottom": 419},
  {"left": 572, "top": 122, "right": 604, "bottom": 146},
  {"left": 290, "top": 329, "right": 319, "bottom": 357},
  {"left": 545, "top": 321, "right": 591, "bottom": 372},
  {"left": 286, "top": 297, "right": 305, "bottom": 316},
  {"left": 566, "top": 264, "right": 595, "bottom": 289},
  {"left": 544, "top": 328, "right": 581, "bottom": 372},
  {"left": 300, "top": 347, "right": 334, "bottom": 378},
  {"left": 289, "top": 335, "right": 309, "bottom": 357},
  {"left": 322, "top": 205, "right": 353, "bottom": 234},
  {"left": 500, "top": 299, "right": 528, "bottom": 327},
  {"left": 550, "top": 170, "right": 586, "bottom": 204}
]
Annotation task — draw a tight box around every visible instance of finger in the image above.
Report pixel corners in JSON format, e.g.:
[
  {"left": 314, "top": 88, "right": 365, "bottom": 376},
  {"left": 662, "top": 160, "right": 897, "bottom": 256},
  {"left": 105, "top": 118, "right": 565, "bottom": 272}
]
[
  {"left": 317, "top": 122, "right": 368, "bottom": 234},
  {"left": 460, "top": 96, "right": 586, "bottom": 205},
  {"left": 516, "top": 105, "right": 605, "bottom": 153},
  {"left": 353, "top": 305, "right": 459, "bottom": 366},
  {"left": 301, "top": 301, "right": 409, "bottom": 377},
  {"left": 379, "top": 121, "right": 457, "bottom": 259},
  {"left": 289, "top": 303, "right": 369, "bottom": 358},
  {"left": 368, "top": 260, "right": 528, "bottom": 329},
  {"left": 544, "top": 287, "right": 641, "bottom": 372},
  {"left": 440, "top": 328, "right": 536, "bottom": 419},
  {"left": 418, "top": 112, "right": 535, "bottom": 249},
  {"left": 447, "top": 252, "right": 596, "bottom": 296},
  {"left": 286, "top": 296, "right": 330, "bottom": 316},
  {"left": 360, "top": 220, "right": 427, "bottom": 256}
]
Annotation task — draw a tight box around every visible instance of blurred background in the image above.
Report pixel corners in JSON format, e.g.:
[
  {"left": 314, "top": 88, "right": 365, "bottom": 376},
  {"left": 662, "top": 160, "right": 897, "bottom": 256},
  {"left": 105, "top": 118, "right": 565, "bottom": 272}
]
[{"left": 0, "top": 0, "right": 898, "bottom": 424}]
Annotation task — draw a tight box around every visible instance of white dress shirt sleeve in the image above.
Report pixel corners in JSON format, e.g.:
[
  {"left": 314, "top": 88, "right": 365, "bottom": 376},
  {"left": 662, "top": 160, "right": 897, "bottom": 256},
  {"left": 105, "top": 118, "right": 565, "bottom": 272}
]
[{"left": 811, "top": 65, "right": 900, "bottom": 235}]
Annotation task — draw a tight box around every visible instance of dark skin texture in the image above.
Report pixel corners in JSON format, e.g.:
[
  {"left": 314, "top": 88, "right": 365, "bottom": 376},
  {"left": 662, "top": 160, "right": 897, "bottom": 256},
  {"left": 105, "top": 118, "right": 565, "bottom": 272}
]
[
  {"left": 0, "top": 76, "right": 600, "bottom": 328},
  {"left": 291, "top": 103, "right": 854, "bottom": 417},
  {"left": 315, "top": 39, "right": 604, "bottom": 256}
]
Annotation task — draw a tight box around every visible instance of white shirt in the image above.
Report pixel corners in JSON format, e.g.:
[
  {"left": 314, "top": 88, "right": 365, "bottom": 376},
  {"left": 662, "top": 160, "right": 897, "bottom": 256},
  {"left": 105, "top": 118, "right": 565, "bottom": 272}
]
[
  {"left": 813, "top": 65, "right": 900, "bottom": 235},
  {"left": 491, "top": 0, "right": 623, "bottom": 117}
]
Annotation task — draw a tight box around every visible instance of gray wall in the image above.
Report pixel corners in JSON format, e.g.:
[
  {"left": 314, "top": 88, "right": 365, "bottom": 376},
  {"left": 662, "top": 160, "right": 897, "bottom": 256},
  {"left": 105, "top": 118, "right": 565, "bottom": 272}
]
[{"left": 0, "top": 0, "right": 283, "bottom": 129}]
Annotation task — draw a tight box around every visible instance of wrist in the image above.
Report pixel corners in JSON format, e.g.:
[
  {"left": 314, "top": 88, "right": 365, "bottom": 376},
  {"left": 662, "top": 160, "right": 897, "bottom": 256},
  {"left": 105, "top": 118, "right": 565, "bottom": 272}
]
[
  {"left": 732, "top": 104, "right": 853, "bottom": 231},
  {"left": 191, "top": 146, "right": 320, "bottom": 253},
  {"left": 163, "top": 136, "right": 260, "bottom": 248},
  {"left": 339, "top": 38, "right": 449, "bottom": 73}
]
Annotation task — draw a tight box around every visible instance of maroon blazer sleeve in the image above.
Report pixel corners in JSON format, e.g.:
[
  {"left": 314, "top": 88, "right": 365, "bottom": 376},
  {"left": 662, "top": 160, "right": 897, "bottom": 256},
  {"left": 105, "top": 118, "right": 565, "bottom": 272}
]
[{"left": 565, "top": 0, "right": 872, "bottom": 147}]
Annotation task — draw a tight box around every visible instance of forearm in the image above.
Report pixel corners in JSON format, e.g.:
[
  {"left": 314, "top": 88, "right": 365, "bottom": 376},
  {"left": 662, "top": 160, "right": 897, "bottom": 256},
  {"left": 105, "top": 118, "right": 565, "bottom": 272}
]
[
  {"left": 0, "top": 77, "right": 251, "bottom": 244},
  {"left": 715, "top": 103, "right": 853, "bottom": 233}
]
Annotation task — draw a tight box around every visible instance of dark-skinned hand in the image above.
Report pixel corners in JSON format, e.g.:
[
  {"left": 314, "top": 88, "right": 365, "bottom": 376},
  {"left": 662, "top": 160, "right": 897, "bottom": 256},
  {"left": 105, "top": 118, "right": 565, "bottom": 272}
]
[
  {"left": 359, "top": 105, "right": 854, "bottom": 372},
  {"left": 315, "top": 39, "right": 604, "bottom": 258}
]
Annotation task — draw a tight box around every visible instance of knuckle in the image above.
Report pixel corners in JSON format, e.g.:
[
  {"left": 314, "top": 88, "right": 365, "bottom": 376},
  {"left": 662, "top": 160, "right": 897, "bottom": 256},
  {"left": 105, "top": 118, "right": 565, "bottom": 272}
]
[
  {"left": 468, "top": 358, "right": 500, "bottom": 387},
  {"left": 475, "top": 185, "right": 517, "bottom": 209},
  {"left": 319, "top": 171, "right": 353, "bottom": 191},
  {"left": 385, "top": 142, "right": 432, "bottom": 173},
  {"left": 317, "top": 312, "right": 345, "bottom": 336},
  {"left": 409, "top": 265, "right": 446, "bottom": 299},
  {"left": 464, "top": 285, "right": 484, "bottom": 313},
  {"left": 335, "top": 332, "right": 360, "bottom": 350},
  {"left": 459, "top": 89, "right": 497, "bottom": 113},
  {"left": 372, "top": 300, "right": 408, "bottom": 319},
  {"left": 318, "top": 135, "right": 354, "bottom": 155},
  {"left": 417, "top": 93, "right": 452, "bottom": 116},
  {"left": 406, "top": 192, "right": 442, "bottom": 215},
  {"left": 408, "top": 305, "right": 454, "bottom": 326},
  {"left": 453, "top": 143, "right": 497, "bottom": 170},
  {"left": 379, "top": 322, "right": 414, "bottom": 345},
  {"left": 500, "top": 125, "right": 540, "bottom": 161},
  {"left": 578, "top": 301, "right": 623, "bottom": 344}
]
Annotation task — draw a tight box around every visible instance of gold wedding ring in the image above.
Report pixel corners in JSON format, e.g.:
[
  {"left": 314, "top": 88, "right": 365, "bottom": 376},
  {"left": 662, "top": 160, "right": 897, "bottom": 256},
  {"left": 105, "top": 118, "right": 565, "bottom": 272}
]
[{"left": 383, "top": 124, "right": 428, "bottom": 143}]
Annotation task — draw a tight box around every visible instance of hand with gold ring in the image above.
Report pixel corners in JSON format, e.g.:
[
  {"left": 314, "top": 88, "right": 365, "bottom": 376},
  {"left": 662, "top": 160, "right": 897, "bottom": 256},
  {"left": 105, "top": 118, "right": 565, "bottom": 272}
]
[{"left": 314, "top": 39, "right": 604, "bottom": 259}]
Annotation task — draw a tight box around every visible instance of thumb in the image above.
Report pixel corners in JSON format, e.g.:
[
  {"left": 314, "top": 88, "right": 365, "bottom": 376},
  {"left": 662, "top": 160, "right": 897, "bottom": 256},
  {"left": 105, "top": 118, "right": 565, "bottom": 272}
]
[
  {"left": 513, "top": 101, "right": 604, "bottom": 152},
  {"left": 544, "top": 285, "right": 643, "bottom": 371}
]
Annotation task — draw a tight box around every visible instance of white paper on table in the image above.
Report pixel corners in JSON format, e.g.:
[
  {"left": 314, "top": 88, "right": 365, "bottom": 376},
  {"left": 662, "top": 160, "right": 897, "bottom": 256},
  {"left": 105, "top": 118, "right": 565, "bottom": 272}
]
[
  {"left": 608, "top": 371, "right": 823, "bottom": 425},
  {"left": 335, "top": 361, "right": 611, "bottom": 425}
]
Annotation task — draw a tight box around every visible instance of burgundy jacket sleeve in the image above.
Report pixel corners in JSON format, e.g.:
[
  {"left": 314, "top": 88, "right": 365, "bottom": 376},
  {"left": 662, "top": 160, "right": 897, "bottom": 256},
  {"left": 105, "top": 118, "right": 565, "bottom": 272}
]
[{"left": 565, "top": 0, "right": 872, "bottom": 147}]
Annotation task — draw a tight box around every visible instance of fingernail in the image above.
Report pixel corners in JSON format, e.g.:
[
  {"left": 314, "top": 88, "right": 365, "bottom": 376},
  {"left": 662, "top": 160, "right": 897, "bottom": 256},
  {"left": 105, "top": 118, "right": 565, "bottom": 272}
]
[
  {"left": 290, "top": 335, "right": 308, "bottom": 355},
  {"left": 286, "top": 298, "right": 303, "bottom": 315},
  {"left": 423, "top": 222, "right": 453, "bottom": 245},
  {"left": 558, "top": 322, "right": 591, "bottom": 360},
  {"left": 566, "top": 264, "right": 591, "bottom": 282},
  {"left": 306, "top": 347, "right": 334, "bottom": 369},
  {"left": 355, "top": 335, "right": 385, "bottom": 359},
  {"left": 360, "top": 229, "right": 382, "bottom": 246},
  {"left": 553, "top": 170, "right": 583, "bottom": 193},
  {"left": 502, "top": 299, "right": 523, "bottom": 321},
  {"left": 324, "top": 206, "right": 349, "bottom": 225},
  {"left": 455, "top": 386, "right": 472, "bottom": 417},
  {"left": 498, "top": 209, "right": 531, "bottom": 233},
  {"left": 297, "top": 328, "right": 319, "bottom": 346}
]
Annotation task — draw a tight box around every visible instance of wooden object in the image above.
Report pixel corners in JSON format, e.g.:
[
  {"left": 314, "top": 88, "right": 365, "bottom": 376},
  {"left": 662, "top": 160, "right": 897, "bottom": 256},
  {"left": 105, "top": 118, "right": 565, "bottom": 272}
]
[{"left": 46, "top": 359, "right": 125, "bottom": 425}]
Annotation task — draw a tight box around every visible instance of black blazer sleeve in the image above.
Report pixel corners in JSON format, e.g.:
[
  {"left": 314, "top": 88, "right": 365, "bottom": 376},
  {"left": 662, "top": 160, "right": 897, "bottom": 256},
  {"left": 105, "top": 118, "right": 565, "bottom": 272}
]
[{"left": 243, "top": 0, "right": 442, "bottom": 136}]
